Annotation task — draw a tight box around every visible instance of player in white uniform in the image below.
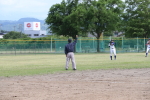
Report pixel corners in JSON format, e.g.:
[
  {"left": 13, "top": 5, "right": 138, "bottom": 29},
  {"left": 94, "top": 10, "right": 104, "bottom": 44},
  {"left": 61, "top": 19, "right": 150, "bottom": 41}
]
[
  {"left": 145, "top": 38, "right": 150, "bottom": 57},
  {"left": 108, "top": 39, "right": 116, "bottom": 60}
]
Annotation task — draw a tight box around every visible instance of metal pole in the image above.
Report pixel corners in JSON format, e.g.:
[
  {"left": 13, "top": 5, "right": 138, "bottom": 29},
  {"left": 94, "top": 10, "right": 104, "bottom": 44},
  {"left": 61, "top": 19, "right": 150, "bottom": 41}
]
[
  {"left": 80, "top": 37, "right": 81, "bottom": 52},
  {"left": 122, "top": 36, "right": 123, "bottom": 50},
  {"left": 109, "top": 36, "right": 111, "bottom": 41},
  {"left": 93, "top": 37, "right": 94, "bottom": 50},
  {"left": 144, "top": 37, "right": 145, "bottom": 50},
  {"left": 51, "top": 37, "right": 52, "bottom": 52},
  {"left": 0, "top": 24, "right": 2, "bottom": 33},
  {"left": 15, "top": 41, "right": 16, "bottom": 56},
  {"left": 137, "top": 37, "right": 138, "bottom": 52},
  {"left": 13, "top": 26, "right": 16, "bottom": 31},
  {"left": 34, "top": 42, "right": 36, "bottom": 55},
  {"left": 19, "top": 24, "right": 22, "bottom": 38}
]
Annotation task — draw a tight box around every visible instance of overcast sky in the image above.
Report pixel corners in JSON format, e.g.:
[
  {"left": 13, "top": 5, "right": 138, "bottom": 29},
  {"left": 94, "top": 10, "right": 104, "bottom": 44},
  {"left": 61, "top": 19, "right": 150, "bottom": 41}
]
[
  {"left": 0, "top": 0, "right": 125, "bottom": 21},
  {"left": 0, "top": 0, "right": 63, "bottom": 20}
]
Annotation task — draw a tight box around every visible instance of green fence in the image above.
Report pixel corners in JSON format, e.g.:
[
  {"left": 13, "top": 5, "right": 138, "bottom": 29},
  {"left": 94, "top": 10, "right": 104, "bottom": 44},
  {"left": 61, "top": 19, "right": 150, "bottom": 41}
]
[{"left": 0, "top": 38, "right": 147, "bottom": 55}]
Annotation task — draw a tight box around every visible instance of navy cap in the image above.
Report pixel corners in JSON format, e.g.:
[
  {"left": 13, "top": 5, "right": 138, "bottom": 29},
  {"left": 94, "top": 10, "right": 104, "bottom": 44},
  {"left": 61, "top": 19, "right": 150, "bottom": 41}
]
[{"left": 68, "top": 39, "right": 72, "bottom": 43}]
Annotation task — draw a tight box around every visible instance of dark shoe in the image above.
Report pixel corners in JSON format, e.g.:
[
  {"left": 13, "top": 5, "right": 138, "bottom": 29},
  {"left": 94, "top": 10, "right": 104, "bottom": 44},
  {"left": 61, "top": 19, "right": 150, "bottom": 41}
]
[
  {"left": 114, "top": 56, "right": 116, "bottom": 60},
  {"left": 110, "top": 56, "right": 112, "bottom": 60},
  {"left": 73, "top": 68, "right": 76, "bottom": 70},
  {"left": 145, "top": 56, "right": 147, "bottom": 57},
  {"left": 66, "top": 68, "right": 68, "bottom": 70}
]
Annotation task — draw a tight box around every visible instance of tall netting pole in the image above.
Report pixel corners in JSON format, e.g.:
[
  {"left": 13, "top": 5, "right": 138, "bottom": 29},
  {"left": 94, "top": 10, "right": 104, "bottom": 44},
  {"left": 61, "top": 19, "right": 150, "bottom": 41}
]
[
  {"left": 137, "top": 37, "right": 138, "bottom": 52},
  {"left": 109, "top": 36, "right": 111, "bottom": 40},
  {"left": 15, "top": 41, "right": 16, "bottom": 55},
  {"left": 122, "top": 36, "right": 124, "bottom": 50},
  {"left": 144, "top": 37, "right": 145, "bottom": 50},
  {"left": 51, "top": 37, "right": 52, "bottom": 52},
  {"left": 80, "top": 37, "right": 82, "bottom": 52},
  {"left": 93, "top": 37, "right": 94, "bottom": 50}
]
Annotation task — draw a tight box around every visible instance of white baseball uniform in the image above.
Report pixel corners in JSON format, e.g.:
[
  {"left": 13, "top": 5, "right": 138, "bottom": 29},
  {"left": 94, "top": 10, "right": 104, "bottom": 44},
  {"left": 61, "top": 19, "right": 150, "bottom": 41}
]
[
  {"left": 108, "top": 41, "right": 116, "bottom": 60},
  {"left": 145, "top": 40, "right": 150, "bottom": 57}
]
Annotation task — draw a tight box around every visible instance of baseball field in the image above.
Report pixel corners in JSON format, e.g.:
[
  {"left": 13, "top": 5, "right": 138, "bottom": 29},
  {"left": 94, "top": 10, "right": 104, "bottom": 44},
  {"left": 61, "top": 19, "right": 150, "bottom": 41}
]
[{"left": 0, "top": 53, "right": 150, "bottom": 100}]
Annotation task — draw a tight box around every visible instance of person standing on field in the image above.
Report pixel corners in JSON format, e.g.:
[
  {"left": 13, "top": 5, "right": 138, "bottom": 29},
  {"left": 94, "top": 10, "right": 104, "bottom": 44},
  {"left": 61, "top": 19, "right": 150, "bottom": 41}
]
[
  {"left": 145, "top": 38, "right": 150, "bottom": 57},
  {"left": 65, "top": 35, "right": 78, "bottom": 70},
  {"left": 108, "top": 39, "right": 116, "bottom": 60}
]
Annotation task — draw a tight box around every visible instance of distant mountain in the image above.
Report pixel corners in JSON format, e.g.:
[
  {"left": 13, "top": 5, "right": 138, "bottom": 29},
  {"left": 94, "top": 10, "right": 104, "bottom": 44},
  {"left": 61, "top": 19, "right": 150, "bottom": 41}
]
[
  {"left": 18, "top": 17, "right": 45, "bottom": 23},
  {"left": 0, "top": 17, "right": 45, "bottom": 25},
  {"left": 0, "top": 17, "right": 47, "bottom": 32}
]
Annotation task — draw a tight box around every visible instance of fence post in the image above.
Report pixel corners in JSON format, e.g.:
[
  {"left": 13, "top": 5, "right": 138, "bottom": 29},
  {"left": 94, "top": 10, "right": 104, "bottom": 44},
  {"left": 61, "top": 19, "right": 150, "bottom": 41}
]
[
  {"left": 137, "top": 37, "right": 138, "bottom": 52},
  {"left": 34, "top": 42, "right": 36, "bottom": 55},
  {"left": 15, "top": 41, "right": 16, "bottom": 55},
  {"left": 93, "top": 37, "right": 94, "bottom": 50},
  {"left": 144, "top": 37, "right": 145, "bottom": 50},
  {"left": 122, "top": 36, "right": 123, "bottom": 50},
  {"left": 51, "top": 37, "right": 52, "bottom": 52},
  {"left": 109, "top": 36, "right": 111, "bottom": 40},
  {"left": 80, "top": 37, "right": 82, "bottom": 52}
]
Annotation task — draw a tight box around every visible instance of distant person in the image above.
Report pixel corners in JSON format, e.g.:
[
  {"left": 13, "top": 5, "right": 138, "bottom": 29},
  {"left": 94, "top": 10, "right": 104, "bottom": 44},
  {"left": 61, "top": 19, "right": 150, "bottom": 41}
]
[
  {"left": 145, "top": 38, "right": 150, "bottom": 57},
  {"left": 108, "top": 39, "right": 116, "bottom": 60},
  {"left": 65, "top": 35, "right": 78, "bottom": 70}
]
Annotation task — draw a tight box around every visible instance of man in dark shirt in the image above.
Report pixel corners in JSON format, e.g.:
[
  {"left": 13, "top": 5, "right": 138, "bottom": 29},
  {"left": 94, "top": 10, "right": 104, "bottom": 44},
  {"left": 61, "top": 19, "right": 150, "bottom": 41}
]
[{"left": 65, "top": 35, "right": 78, "bottom": 70}]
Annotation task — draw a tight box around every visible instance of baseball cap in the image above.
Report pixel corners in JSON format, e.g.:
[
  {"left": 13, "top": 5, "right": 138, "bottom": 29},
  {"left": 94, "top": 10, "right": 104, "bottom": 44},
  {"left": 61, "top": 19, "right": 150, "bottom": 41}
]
[{"left": 68, "top": 39, "right": 72, "bottom": 43}]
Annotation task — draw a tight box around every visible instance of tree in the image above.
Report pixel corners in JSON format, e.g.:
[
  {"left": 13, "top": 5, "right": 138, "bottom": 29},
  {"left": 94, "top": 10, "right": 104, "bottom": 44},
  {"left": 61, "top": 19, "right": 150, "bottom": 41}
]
[
  {"left": 46, "top": 0, "right": 81, "bottom": 39},
  {"left": 46, "top": 0, "right": 124, "bottom": 52},
  {"left": 123, "top": 0, "right": 150, "bottom": 38},
  {"left": 80, "top": 0, "right": 124, "bottom": 52},
  {"left": 3, "top": 31, "right": 28, "bottom": 39}
]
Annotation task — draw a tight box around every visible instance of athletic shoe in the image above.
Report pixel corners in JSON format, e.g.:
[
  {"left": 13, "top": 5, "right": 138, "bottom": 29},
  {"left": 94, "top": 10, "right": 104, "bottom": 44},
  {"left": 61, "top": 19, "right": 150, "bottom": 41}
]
[
  {"left": 66, "top": 68, "right": 68, "bottom": 70},
  {"left": 73, "top": 68, "right": 76, "bottom": 70}
]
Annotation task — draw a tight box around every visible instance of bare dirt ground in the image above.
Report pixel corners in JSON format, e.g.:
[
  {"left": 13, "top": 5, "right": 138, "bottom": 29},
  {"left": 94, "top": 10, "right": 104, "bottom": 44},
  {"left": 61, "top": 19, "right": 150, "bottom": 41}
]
[{"left": 0, "top": 68, "right": 150, "bottom": 100}]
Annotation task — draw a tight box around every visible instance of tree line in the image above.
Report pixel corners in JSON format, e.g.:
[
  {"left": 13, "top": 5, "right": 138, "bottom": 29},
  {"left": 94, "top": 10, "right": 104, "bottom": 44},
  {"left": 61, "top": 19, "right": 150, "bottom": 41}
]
[
  {"left": 46, "top": 0, "right": 150, "bottom": 38},
  {"left": 45, "top": 0, "right": 150, "bottom": 52},
  {"left": 1, "top": 0, "right": 150, "bottom": 52}
]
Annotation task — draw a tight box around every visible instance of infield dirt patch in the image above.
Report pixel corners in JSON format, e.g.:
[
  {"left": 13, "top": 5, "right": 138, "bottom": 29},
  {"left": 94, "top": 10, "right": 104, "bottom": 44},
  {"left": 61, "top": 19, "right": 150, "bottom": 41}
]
[{"left": 0, "top": 68, "right": 150, "bottom": 100}]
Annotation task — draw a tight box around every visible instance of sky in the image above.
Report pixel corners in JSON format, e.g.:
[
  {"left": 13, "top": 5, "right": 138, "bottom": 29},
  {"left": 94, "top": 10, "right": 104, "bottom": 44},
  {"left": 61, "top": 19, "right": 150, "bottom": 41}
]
[{"left": 0, "top": 0, "right": 63, "bottom": 21}]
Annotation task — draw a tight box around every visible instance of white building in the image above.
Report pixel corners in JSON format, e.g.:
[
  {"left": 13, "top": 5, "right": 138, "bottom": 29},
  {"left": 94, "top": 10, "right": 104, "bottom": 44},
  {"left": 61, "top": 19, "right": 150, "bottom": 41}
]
[
  {"left": 24, "top": 22, "right": 47, "bottom": 38},
  {"left": 0, "top": 33, "right": 4, "bottom": 38}
]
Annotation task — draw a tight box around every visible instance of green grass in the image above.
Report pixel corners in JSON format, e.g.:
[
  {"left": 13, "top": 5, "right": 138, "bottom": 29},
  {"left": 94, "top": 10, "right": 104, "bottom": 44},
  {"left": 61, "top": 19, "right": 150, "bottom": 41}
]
[{"left": 0, "top": 53, "right": 149, "bottom": 77}]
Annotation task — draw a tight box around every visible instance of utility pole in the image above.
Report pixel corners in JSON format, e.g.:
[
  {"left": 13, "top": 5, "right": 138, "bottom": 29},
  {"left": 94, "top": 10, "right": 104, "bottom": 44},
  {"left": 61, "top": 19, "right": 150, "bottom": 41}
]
[
  {"left": 13, "top": 26, "right": 16, "bottom": 31},
  {"left": 0, "top": 24, "right": 2, "bottom": 33},
  {"left": 19, "top": 24, "right": 22, "bottom": 38}
]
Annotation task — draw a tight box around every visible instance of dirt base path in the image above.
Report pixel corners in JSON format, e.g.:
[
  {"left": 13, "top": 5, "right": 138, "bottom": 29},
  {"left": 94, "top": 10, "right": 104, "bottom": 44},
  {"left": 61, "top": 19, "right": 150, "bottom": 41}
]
[{"left": 0, "top": 68, "right": 150, "bottom": 100}]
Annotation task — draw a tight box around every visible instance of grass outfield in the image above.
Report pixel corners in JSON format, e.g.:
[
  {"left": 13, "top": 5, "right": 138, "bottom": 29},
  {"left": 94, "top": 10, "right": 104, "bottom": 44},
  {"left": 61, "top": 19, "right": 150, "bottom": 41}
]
[{"left": 0, "top": 53, "right": 149, "bottom": 77}]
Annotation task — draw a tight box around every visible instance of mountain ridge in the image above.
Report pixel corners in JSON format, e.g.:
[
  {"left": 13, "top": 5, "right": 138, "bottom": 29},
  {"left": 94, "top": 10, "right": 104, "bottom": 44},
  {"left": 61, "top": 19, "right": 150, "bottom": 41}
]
[
  {"left": 0, "top": 17, "right": 47, "bottom": 31},
  {"left": 0, "top": 17, "right": 45, "bottom": 25}
]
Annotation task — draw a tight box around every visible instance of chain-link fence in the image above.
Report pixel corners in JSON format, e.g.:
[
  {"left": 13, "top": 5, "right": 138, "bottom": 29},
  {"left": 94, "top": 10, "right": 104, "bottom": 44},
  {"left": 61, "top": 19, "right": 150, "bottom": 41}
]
[{"left": 0, "top": 37, "right": 147, "bottom": 55}]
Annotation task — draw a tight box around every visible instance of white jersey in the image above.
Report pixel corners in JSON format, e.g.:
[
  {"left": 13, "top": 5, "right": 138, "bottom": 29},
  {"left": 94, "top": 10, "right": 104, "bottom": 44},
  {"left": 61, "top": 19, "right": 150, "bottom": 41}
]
[
  {"left": 146, "top": 40, "right": 150, "bottom": 54},
  {"left": 108, "top": 42, "right": 115, "bottom": 49},
  {"left": 109, "top": 41, "right": 116, "bottom": 57},
  {"left": 147, "top": 41, "right": 150, "bottom": 48}
]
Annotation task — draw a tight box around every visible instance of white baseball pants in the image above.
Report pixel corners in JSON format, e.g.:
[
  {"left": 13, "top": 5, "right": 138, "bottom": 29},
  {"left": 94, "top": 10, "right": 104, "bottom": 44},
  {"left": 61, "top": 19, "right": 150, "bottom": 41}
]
[
  {"left": 146, "top": 47, "right": 150, "bottom": 53},
  {"left": 110, "top": 48, "right": 116, "bottom": 56}
]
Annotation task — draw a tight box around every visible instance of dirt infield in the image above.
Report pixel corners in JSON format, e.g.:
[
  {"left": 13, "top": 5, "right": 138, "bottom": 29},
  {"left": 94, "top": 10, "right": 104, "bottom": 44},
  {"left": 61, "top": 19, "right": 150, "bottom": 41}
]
[{"left": 0, "top": 68, "right": 150, "bottom": 100}]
